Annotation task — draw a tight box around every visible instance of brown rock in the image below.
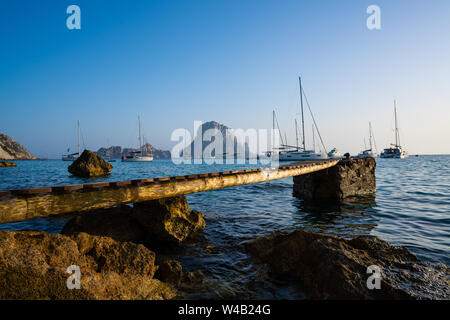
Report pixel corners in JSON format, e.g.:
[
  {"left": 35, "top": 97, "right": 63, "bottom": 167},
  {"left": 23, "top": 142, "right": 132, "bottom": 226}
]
[
  {"left": 245, "top": 230, "right": 450, "bottom": 300},
  {"left": 132, "top": 196, "right": 206, "bottom": 244},
  {"left": 61, "top": 205, "right": 146, "bottom": 243},
  {"left": 293, "top": 157, "right": 376, "bottom": 203},
  {"left": 0, "top": 231, "right": 177, "bottom": 300},
  {"left": 155, "top": 260, "right": 205, "bottom": 291},
  {"left": 68, "top": 150, "right": 112, "bottom": 177},
  {"left": 0, "top": 161, "right": 17, "bottom": 167}
]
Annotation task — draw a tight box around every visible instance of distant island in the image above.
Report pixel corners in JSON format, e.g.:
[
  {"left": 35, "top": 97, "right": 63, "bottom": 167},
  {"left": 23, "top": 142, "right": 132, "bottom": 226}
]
[
  {"left": 0, "top": 132, "right": 37, "bottom": 160},
  {"left": 97, "top": 143, "right": 171, "bottom": 159}
]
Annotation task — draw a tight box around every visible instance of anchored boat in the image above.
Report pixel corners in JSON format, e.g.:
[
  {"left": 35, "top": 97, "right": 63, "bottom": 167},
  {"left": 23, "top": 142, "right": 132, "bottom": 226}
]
[
  {"left": 121, "top": 116, "right": 153, "bottom": 162},
  {"left": 359, "top": 122, "right": 378, "bottom": 158},
  {"left": 62, "top": 120, "right": 81, "bottom": 161},
  {"left": 380, "top": 101, "right": 408, "bottom": 159},
  {"left": 273, "top": 77, "right": 330, "bottom": 161}
]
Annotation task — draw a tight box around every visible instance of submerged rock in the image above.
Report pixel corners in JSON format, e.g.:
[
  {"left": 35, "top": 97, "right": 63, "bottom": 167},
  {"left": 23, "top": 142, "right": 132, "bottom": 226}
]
[
  {"left": 68, "top": 150, "right": 112, "bottom": 177},
  {"left": 61, "top": 205, "right": 146, "bottom": 243},
  {"left": 0, "top": 231, "right": 177, "bottom": 300},
  {"left": 132, "top": 196, "right": 206, "bottom": 244},
  {"left": 0, "top": 161, "right": 17, "bottom": 167},
  {"left": 245, "top": 230, "right": 449, "bottom": 300}
]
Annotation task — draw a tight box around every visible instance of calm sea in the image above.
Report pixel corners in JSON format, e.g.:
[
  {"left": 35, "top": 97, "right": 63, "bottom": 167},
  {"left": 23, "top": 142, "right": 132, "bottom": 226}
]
[{"left": 0, "top": 155, "right": 449, "bottom": 299}]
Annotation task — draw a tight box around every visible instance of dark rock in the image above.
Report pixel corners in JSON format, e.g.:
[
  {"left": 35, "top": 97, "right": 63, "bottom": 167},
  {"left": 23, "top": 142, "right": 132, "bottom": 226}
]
[
  {"left": 0, "top": 161, "right": 17, "bottom": 167},
  {"left": 245, "top": 230, "right": 449, "bottom": 300},
  {"left": 132, "top": 196, "right": 206, "bottom": 244},
  {"left": 68, "top": 150, "right": 112, "bottom": 177},
  {"left": 61, "top": 205, "right": 146, "bottom": 243},
  {"left": 155, "top": 260, "right": 205, "bottom": 291},
  {"left": 0, "top": 230, "right": 177, "bottom": 299},
  {"left": 156, "top": 260, "right": 183, "bottom": 286},
  {"left": 293, "top": 157, "right": 376, "bottom": 203}
]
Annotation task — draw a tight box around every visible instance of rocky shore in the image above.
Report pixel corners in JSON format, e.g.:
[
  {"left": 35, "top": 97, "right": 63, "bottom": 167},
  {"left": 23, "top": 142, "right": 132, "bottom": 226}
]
[
  {"left": 0, "top": 195, "right": 206, "bottom": 300},
  {"left": 245, "top": 230, "right": 449, "bottom": 299}
]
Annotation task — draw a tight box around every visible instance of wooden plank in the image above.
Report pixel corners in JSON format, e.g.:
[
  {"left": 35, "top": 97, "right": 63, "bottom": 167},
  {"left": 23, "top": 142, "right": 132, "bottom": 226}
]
[
  {"left": 52, "top": 184, "right": 84, "bottom": 192},
  {"left": 0, "top": 160, "right": 339, "bottom": 224}
]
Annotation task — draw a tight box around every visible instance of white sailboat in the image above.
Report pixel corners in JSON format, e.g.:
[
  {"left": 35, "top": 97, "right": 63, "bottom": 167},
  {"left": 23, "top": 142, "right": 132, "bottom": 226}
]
[
  {"left": 121, "top": 116, "right": 153, "bottom": 162},
  {"left": 62, "top": 120, "right": 81, "bottom": 161},
  {"left": 275, "top": 77, "right": 328, "bottom": 161},
  {"left": 359, "top": 122, "right": 378, "bottom": 158},
  {"left": 380, "top": 101, "right": 408, "bottom": 159}
]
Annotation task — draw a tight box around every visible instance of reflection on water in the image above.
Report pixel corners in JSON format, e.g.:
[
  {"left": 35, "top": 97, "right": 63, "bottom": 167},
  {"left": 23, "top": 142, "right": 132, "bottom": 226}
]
[{"left": 291, "top": 195, "right": 378, "bottom": 237}]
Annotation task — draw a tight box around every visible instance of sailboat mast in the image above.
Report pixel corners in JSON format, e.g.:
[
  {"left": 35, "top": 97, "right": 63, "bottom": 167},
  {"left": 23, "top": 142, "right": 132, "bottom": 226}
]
[
  {"left": 369, "top": 122, "right": 373, "bottom": 151},
  {"left": 272, "top": 110, "right": 275, "bottom": 151},
  {"left": 312, "top": 125, "right": 315, "bottom": 152},
  {"left": 299, "top": 77, "right": 306, "bottom": 151},
  {"left": 138, "top": 115, "right": 142, "bottom": 152},
  {"left": 394, "top": 100, "right": 400, "bottom": 147},
  {"left": 77, "top": 120, "right": 80, "bottom": 155},
  {"left": 295, "top": 119, "right": 299, "bottom": 150}
]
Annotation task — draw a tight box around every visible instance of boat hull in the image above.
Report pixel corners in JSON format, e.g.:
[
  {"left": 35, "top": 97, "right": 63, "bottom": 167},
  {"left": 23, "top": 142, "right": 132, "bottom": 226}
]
[
  {"left": 121, "top": 156, "right": 153, "bottom": 162},
  {"left": 278, "top": 152, "right": 328, "bottom": 161}
]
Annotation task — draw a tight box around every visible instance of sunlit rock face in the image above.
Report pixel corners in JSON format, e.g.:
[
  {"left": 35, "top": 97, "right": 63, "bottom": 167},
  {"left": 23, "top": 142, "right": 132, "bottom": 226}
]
[
  {"left": 68, "top": 150, "right": 112, "bottom": 177},
  {"left": 0, "top": 231, "right": 177, "bottom": 300}
]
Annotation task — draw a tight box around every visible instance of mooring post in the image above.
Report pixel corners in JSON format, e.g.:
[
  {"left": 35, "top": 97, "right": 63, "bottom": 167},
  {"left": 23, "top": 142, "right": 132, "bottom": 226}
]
[{"left": 293, "top": 157, "right": 376, "bottom": 203}]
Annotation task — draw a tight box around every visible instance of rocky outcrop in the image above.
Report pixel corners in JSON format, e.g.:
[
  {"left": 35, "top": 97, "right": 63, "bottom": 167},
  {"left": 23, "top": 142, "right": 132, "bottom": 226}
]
[
  {"left": 0, "top": 231, "right": 177, "bottom": 300},
  {"left": 293, "top": 157, "right": 376, "bottom": 203},
  {"left": 61, "top": 205, "right": 146, "bottom": 243},
  {"left": 68, "top": 150, "right": 112, "bottom": 177},
  {"left": 132, "top": 196, "right": 206, "bottom": 244},
  {"left": 0, "top": 161, "right": 17, "bottom": 167},
  {"left": 0, "top": 132, "right": 37, "bottom": 160},
  {"left": 245, "top": 230, "right": 449, "bottom": 300},
  {"left": 61, "top": 196, "right": 206, "bottom": 245}
]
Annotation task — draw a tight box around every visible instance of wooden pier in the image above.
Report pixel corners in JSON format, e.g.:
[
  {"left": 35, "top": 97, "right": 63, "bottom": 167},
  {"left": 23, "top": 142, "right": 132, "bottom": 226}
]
[{"left": 0, "top": 159, "right": 339, "bottom": 224}]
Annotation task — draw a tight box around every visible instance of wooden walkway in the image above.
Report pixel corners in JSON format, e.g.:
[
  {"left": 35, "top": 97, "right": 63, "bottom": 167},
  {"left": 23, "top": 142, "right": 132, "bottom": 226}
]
[{"left": 0, "top": 159, "right": 339, "bottom": 224}]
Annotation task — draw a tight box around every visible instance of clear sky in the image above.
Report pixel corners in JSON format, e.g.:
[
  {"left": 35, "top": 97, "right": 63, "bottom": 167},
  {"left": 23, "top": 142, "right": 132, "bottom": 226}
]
[{"left": 1, "top": 0, "right": 449, "bottom": 158}]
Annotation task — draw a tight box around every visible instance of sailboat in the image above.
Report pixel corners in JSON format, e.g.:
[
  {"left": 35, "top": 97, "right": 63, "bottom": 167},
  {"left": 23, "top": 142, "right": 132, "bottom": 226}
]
[
  {"left": 359, "top": 122, "right": 378, "bottom": 158},
  {"left": 121, "top": 116, "right": 154, "bottom": 162},
  {"left": 276, "top": 77, "right": 328, "bottom": 161},
  {"left": 62, "top": 120, "right": 81, "bottom": 161},
  {"left": 380, "top": 101, "right": 408, "bottom": 159}
]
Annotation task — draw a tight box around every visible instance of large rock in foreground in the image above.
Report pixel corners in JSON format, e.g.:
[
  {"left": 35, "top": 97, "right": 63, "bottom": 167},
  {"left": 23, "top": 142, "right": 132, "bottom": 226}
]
[
  {"left": 61, "top": 196, "right": 206, "bottom": 245},
  {"left": 0, "top": 231, "right": 176, "bottom": 300},
  {"left": 245, "top": 230, "right": 449, "bottom": 300},
  {"left": 293, "top": 157, "right": 376, "bottom": 203},
  {"left": 68, "top": 150, "right": 112, "bottom": 177},
  {"left": 132, "top": 196, "right": 206, "bottom": 244}
]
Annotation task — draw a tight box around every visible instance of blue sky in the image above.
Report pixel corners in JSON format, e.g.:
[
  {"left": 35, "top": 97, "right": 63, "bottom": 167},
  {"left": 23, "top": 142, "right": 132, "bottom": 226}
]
[{"left": 1, "top": 0, "right": 449, "bottom": 158}]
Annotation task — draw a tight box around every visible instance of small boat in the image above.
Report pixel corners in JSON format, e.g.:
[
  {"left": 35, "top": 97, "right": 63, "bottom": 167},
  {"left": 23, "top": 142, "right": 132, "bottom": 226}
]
[
  {"left": 62, "top": 120, "right": 81, "bottom": 161},
  {"left": 380, "top": 101, "right": 408, "bottom": 159},
  {"left": 328, "top": 148, "right": 343, "bottom": 159},
  {"left": 359, "top": 122, "right": 378, "bottom": 158},
  {"left": 122, "top": 116, "right": 154, "bottom": 162}
]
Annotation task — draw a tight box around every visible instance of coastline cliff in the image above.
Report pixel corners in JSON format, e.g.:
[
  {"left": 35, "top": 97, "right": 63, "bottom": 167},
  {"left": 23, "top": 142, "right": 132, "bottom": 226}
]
[{"left": 0, "top": 132, "right": 37, "bottom": 160}]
